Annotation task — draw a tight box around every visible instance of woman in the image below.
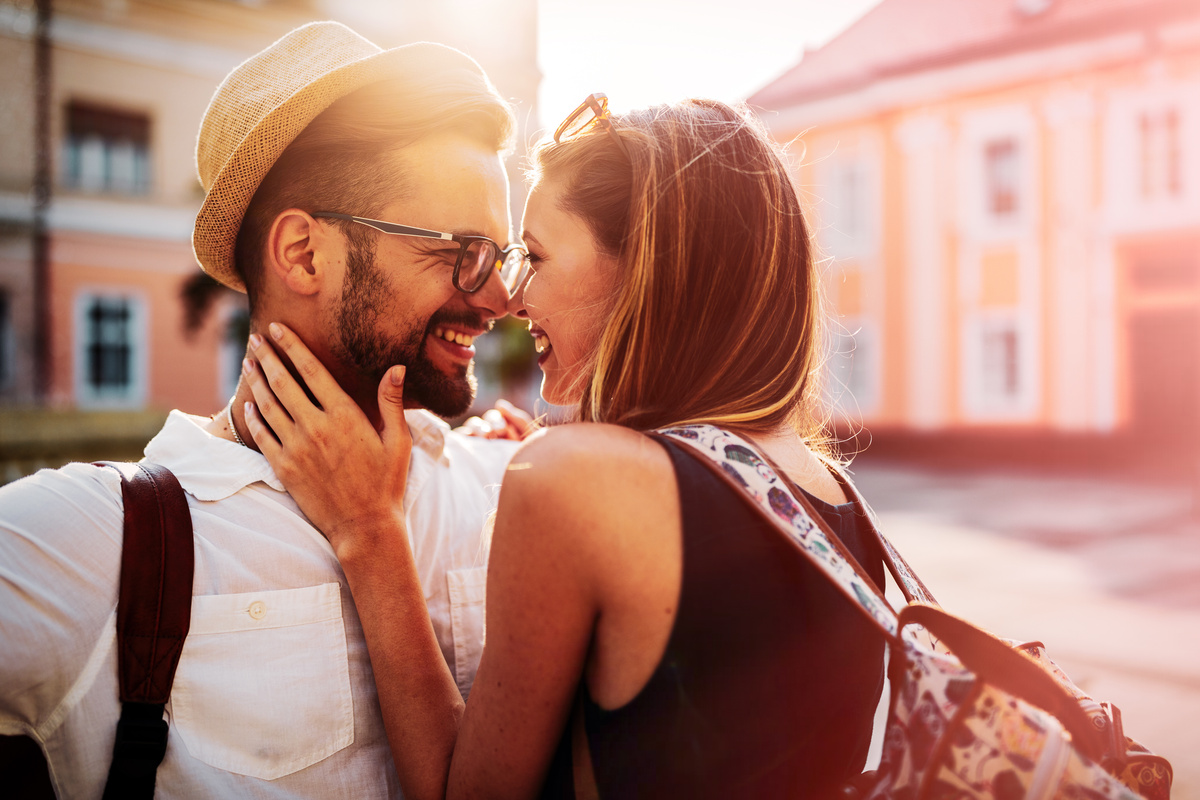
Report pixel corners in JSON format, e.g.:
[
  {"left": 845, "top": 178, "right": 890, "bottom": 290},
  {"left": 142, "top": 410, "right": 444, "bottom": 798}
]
[{"left": 243, "top": 96, "right": 886, "bottom": 798}]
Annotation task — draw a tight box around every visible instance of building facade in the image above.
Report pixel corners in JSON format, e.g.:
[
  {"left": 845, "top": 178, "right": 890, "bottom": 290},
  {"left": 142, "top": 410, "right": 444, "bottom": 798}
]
[
  {"left": 0, "top": 0, "right": 539, "bottom": 419},
  {"left": 750, "top": 0, "right": 1200, "bottom": 446}
]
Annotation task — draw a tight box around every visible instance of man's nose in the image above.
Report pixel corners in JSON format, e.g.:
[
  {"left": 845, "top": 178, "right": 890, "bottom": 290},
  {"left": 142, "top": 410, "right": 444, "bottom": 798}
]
[{"left": 465, "top": 265, "right": 511, "bottom": 319}]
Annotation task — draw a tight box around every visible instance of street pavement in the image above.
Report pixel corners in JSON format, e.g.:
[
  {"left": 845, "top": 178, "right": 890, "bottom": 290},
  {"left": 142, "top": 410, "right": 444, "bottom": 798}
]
[{"left": 848, "top": 455, "right": 1200, "bottom": 797}]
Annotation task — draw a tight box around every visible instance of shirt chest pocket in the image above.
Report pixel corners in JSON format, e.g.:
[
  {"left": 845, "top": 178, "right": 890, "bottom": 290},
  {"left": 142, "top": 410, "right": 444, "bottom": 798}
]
[{"left": 169, "top": 583, "right": 354, "bottom": 780}]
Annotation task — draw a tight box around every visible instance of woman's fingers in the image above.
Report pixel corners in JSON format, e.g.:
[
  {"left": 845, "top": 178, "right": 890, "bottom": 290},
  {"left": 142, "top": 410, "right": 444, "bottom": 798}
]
[
  {"left": 494, "top": 400, "right": 535, "bottom": 440},
  {"left": 457, "top": 415, "right": 493, "bottom": 438},
  {"left": 246, "top": 330, "right": 318, "bottom": 427},
  {"left": 378, "top": 365, "right": 412, "bottom": 454},
  {"left": 263, "top": 322, "right": 347, "bottom": 413},
  {"left": 243, "top": 351, "right": 296, "bottom": 441},
  {"left": 243, "top": 400, "right": 283, "bottom": 459},
  {"left": 455, "top": 402, "right": 534, "bottom": 440}
]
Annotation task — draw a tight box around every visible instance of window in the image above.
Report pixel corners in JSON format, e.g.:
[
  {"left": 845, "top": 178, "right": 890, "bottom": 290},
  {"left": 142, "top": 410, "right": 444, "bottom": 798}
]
[
  {"left": 62, "top": 101, "right": 151, "bottom": 194},
  {"left": 833, "top": 161, "right": 866, "bottom": 239},
  {"left": 819, "top": 154, "right": 877, "bottom": 257},
  {"left": 86, "top": 298, "right": 132, "bottom": 391},
  {"left": 984, "top": 138, "right": 1019, "bottom": 217},
  {"left": 1140, "top": 107, "right": 1182, "bottom": 200},
  {"left": 825, "top": 322, "right": 878, "bottom": 416},
  {"left": 981, "top": 321, "right": 1020, "bottom": 401},
  {"left": 75, "top": 293, "right": 145, "bottom": 407}
]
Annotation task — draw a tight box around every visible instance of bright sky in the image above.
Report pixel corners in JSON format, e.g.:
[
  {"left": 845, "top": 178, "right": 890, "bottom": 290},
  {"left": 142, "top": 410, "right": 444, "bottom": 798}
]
[{"left": 536, "top": 0, "right": 883, "bottom": 126}]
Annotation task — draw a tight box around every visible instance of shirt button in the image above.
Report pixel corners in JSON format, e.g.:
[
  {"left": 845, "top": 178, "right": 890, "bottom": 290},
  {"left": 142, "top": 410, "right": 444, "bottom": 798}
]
[{"left": 248, "top": 601, "right": 266, "bottom": 620}]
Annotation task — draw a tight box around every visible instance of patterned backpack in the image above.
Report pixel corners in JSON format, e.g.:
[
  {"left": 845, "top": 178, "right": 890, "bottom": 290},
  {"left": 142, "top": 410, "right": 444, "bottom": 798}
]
[{"left": 656, "top": 425, "right": 1172, "bottom": 800}]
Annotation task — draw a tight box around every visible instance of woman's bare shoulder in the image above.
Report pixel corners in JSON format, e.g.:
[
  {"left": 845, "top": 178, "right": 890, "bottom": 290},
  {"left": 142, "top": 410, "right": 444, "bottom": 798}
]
[
  {"left": 499, "top": 423, "right": 676, "bottom": 540},
  {"left": 511, "top": 423, "right": 670, "bottom": 481}
]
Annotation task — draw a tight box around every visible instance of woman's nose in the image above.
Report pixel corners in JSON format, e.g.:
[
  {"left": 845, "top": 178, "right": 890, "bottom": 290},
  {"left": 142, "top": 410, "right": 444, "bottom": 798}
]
[{"left": 506, "top": 274, "right": 529, "bottom": 319}]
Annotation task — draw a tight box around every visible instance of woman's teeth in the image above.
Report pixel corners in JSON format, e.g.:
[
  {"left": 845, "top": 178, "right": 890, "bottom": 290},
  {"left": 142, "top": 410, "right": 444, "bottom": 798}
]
[
  {"left": 433, "top": 327, "right": 475, "bottom": 347},
  {"left": 533, "top": 334, "right": 551, "bottom": 355}
]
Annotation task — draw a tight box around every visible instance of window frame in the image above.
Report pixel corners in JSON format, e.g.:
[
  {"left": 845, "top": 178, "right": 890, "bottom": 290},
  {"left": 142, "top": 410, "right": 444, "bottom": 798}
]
[
  {"left": 61, "top": 100, "right": 153, "bottom": 196},
  {"left": 958, "top": 105, "right": 1038, "bottom": 243},
  {"left": 814, "top": 141, "right": 881, "bottom": 260},
  {"left": 825, "top": 317, "right": 881, "bottom": 419},
  {"left": 73, "top": 289, "right": 148, "bottom": 408},
  {"left": 1104, "top": 82, "right": 1199, "bottom": 233}
]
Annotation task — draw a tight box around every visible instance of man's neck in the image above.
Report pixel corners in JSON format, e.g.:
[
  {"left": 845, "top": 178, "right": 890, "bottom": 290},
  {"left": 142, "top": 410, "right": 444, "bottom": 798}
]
[{"left": 208, "top": 376, "right": 393, "bottom": 450}]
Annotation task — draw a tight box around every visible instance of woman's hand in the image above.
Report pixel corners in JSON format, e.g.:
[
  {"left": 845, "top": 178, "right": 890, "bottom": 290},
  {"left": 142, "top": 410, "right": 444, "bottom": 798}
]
[
  {"left": 456, "top": 399, "right": 535, "bottom": 441},
  {"left": 242, "top": 322, "right": 412, "bottom": 557}
]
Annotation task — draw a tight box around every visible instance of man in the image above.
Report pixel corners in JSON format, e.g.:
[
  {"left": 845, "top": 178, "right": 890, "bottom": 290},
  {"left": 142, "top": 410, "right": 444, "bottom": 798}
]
[{"left": 0, "top": 21, "right": 524, "bottom": 798}]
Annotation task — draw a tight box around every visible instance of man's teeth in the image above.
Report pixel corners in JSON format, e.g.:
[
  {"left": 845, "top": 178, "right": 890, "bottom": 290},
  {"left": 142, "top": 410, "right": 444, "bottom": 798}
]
[
  {"left": 433, "top": 327, "right": 475, "bottom": 347},
  {"left": 533, "top": 334, "right": 551, "bottom": 355}
]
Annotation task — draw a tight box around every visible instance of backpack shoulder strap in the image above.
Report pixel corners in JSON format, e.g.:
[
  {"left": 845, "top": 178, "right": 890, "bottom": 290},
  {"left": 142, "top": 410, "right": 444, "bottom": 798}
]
[
  {"left": 96, "top": 461, "right": 194, "bottom": 800},
  {"left": 652, "top": 425, "right": 902, "bottom": 640},
  {"left": 814, "top": 453, "right": 939, "bottom": 606}
]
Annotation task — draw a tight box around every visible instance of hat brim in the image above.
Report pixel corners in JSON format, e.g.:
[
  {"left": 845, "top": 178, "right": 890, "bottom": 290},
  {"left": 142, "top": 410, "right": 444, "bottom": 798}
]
[{"left": 193, "top": 42, "right": 471, "bottom": 292}]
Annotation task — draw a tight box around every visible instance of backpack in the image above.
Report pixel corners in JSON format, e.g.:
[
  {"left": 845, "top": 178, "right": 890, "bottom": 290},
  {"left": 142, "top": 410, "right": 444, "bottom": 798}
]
[
  {"left": 0, "top": 462, "right": 193, "bottom": 800},
  {"left": 656, "top": 425, "right": 1172, "bottom": 800}
]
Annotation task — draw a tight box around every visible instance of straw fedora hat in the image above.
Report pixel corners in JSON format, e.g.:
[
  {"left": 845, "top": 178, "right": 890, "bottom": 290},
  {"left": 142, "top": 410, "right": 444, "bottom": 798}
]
[{"left": 193, "top": 21, "right": 484, "bottom": 291}]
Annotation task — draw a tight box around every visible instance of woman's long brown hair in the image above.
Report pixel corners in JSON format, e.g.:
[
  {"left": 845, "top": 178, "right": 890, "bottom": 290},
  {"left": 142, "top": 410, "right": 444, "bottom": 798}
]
[{"left": 530, "top": 99, "right": 826, "bottom": 443}]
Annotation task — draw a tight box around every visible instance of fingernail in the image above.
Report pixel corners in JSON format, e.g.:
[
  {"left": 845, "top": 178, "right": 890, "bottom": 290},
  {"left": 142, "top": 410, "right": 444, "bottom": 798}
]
[
  {"left": 242, "top": 358, "right": 252, "bottom": 375},
  {"left": 249, "top": 333, "right": 262, "bottom": 349},
  {"left": 390, "top": 365, "right": 405, "bottom": 385},
  {"left": 244, "top": 401, "right": 254, "bottom": 418},
  {"left": 269, "top": 322, "right": 283, "bottom": 340}
]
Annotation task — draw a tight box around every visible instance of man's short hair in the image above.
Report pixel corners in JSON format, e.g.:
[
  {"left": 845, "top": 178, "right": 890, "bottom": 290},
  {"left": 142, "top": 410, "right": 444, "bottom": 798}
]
[{"left": 234, "top": 73, "right": 515, "bottom": 311}]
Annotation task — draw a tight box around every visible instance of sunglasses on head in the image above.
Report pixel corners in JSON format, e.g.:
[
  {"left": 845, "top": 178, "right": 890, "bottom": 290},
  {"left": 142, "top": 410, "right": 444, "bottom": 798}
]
[{"left": 554, "top": 92, "right": 630, "bottom": 160}]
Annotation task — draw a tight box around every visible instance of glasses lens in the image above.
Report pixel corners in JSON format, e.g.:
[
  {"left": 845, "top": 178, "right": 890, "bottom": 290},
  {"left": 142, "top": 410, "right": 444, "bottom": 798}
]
[
  {"left": 457, "top": 239, "right": 497, "bottom": 292},
  {"left": 559, "top": 107, "right": 597, "bottom": 140},
  {"left": 500, "top": 249, "right": 530, "bottom": 292},
  {"left": 556, "top": 95, "right": 608, "bottom": 142}
]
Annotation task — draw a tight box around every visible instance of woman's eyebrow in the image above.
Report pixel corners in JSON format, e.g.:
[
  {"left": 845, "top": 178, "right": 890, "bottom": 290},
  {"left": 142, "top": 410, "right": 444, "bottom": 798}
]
[{"left": 522, "top": 231, "right": 542, "bottom": 248}]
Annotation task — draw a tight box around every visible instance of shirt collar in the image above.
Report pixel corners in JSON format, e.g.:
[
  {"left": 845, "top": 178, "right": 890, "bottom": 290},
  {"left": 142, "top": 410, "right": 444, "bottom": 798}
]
[
  {"left": 142, "top": 408, "right": 453, "bottom": 502},
  {"left": 143, "top": 410, "right": 286, "bottom": 500},
  {"left": 404, "top": 409, "right": 450, "bottom": 466}
]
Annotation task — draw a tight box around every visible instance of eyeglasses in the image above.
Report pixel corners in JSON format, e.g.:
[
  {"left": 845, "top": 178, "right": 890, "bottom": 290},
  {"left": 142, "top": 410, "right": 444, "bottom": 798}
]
[
  {"left": 312, "top": 211, "right": 530, "bottom": 294},
  {"left": 554, "top": 92, "right": 630, "bottom": 159}
]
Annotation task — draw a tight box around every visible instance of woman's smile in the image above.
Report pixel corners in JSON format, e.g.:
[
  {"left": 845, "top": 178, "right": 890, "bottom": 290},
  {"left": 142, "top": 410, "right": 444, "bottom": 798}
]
[
  {"left": 512, "top": 181, "right": 620, "bottom": 405},
  {"left": 530, "top": 325, "right": 552, "bottom": 359}
]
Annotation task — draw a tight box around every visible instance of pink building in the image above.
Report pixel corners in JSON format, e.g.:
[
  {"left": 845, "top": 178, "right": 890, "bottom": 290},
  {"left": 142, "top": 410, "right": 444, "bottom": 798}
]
[
  {"left": 751, "top": 0, "right": 1200, "bottom": 451},
  {"left": 0, "top": 0, "right": 538, "bottom": 419}
]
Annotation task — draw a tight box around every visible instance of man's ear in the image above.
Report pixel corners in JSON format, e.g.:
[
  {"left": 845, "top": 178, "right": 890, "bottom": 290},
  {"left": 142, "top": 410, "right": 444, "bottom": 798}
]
[{"left": 265, "top": 209, "right": 335, "bottom": 297}]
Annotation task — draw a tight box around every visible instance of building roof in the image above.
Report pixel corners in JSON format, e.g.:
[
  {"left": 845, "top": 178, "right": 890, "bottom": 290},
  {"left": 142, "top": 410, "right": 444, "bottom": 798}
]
[{"left": 748, "top": 0, "right": 1200, "bottom": 109}]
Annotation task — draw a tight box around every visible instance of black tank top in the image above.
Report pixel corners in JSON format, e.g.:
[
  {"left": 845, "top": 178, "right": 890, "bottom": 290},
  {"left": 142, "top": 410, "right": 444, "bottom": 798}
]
[{"left": 540, "top": 438, "right": 886, "bottom": 798}]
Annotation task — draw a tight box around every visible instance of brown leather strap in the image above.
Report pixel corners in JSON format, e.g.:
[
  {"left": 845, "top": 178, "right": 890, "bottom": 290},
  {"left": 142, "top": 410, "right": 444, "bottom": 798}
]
[
  {"left": 571, "top": 687, "right": 600, "bottom": 800},
  {"left": 96, "top": 461, "right": 194, "bottom": 800},
  {"left": 114, "top": 462, "right": 194, "bottom": 704}
]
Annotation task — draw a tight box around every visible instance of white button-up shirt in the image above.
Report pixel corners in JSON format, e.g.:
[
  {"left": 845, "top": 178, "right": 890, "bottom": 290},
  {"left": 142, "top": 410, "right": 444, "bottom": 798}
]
[{"left": 0, "top": 409, "right": 517, "bottom": 799}]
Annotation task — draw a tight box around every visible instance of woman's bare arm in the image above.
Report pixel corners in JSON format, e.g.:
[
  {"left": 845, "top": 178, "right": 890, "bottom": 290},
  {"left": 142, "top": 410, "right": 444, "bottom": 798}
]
[
  {"left": 444, "top": 424, "right": 679, "bottom": 796},
  {"left": 243, "top": 324, "right": 463, "bottom": 799},
  {"left": 243, "top": 324, "right": 679, "bottom": 799}
]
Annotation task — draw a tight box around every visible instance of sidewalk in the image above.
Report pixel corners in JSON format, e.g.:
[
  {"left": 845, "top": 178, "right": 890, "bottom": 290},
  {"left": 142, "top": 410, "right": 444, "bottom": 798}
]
[{"left": 849, "top": 456, "right": 1200, "bottom": 797}]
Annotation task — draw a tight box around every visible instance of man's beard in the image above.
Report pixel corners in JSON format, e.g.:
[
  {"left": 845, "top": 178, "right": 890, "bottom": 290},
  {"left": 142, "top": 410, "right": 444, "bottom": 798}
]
[{"left": 332, "top": 232, "right": 482, "bottom": 418}]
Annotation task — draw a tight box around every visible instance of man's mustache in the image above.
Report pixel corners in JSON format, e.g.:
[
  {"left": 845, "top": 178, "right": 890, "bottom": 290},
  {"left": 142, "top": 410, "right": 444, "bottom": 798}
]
[{"left": 426, "top": 311, "right": 494, "bottom": 335}]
